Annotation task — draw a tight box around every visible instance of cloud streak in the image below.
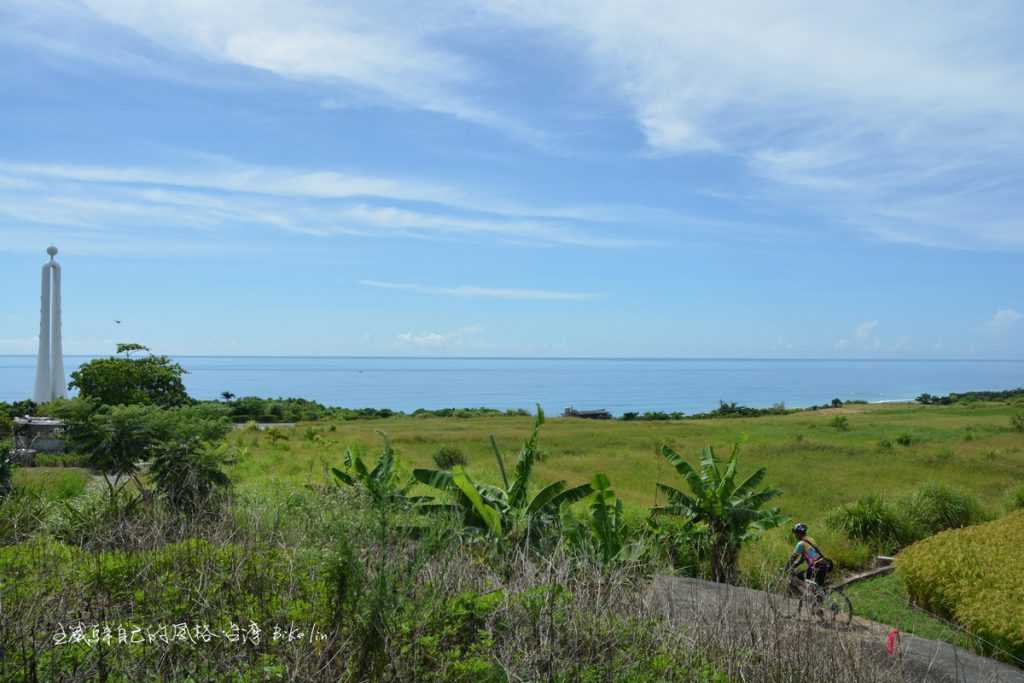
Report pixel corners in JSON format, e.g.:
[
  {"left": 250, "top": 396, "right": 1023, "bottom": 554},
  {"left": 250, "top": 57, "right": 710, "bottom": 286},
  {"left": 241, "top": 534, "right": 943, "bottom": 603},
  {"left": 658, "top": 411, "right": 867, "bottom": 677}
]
[
  {"left": 986, "top": 308, "right": 1022, "bottom": 333},
  {"left": 360, "top": 280, "right": 595, "bottom": 301},
  {"left": 397, "top": 325, "right": 483, "bottom": 348},
  {"left": 0, "top": 157, "right": 656, "bottom": 251}
]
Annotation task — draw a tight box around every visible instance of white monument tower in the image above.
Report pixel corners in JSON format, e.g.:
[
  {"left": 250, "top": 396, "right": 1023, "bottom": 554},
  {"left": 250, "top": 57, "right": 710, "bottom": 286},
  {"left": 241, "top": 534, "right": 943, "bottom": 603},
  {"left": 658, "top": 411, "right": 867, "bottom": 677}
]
[{"left": 33, "top": 245, "right": 66, "bottom": 404}]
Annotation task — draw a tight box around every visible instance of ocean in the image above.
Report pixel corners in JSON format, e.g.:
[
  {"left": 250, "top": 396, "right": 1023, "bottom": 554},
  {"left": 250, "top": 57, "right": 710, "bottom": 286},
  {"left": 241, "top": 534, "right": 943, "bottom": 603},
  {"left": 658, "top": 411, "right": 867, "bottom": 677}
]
[{"left": 2, "top": 356, "right": 1023, "bottom": 415}]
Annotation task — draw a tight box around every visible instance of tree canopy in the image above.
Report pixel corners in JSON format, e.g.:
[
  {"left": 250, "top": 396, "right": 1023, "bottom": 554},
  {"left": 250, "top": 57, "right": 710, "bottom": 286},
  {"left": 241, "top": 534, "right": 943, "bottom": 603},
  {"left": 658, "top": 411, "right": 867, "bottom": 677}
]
[{"left": 69, "top": 344, "right": 189, "bottom": 407}]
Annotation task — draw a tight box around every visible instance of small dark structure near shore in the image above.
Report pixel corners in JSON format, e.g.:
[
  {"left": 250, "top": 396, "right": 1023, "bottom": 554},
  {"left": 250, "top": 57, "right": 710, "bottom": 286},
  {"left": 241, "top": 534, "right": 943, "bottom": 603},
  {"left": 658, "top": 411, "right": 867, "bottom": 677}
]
[
  {"left": 562, "top": 407, "right": 613, "bottom": 420},
  {"left": 9, "top": 416, "right": 66, "bottom": 465}
]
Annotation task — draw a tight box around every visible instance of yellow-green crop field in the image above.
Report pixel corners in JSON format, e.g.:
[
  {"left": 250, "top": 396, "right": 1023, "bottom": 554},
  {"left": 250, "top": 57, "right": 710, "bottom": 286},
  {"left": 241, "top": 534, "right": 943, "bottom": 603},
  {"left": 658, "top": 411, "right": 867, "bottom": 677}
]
[
  {"left": 899, "top": 510, "right": 1024, "bottom": 660},
  {"left": 227, "top": 400, "right": 1024, "bottom": 573}
]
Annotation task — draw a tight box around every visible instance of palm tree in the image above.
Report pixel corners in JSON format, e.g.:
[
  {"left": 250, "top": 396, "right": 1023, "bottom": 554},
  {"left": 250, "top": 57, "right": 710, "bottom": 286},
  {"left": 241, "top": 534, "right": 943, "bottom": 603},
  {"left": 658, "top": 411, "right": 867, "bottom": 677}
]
[
  {"left": 413, "top": 405, "right": 592, "bottom": 544},
  {"left": 653, "top": 443, "right": 783, "bottom": 582}
]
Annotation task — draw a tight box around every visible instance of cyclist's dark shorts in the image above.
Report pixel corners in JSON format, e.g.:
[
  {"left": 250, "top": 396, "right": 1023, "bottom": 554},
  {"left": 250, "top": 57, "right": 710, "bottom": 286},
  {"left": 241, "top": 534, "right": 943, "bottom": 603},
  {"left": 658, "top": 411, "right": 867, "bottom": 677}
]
[{"left": 793, "top": 559, "right": 832, "bottom": 586}]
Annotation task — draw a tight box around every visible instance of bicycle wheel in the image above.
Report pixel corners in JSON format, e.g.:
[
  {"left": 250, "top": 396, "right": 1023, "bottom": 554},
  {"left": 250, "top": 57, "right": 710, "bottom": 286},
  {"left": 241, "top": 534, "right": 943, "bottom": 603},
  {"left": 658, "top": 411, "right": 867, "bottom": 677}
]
[{"left": 822, "top": 588, "right": 853, "bottom": 626}]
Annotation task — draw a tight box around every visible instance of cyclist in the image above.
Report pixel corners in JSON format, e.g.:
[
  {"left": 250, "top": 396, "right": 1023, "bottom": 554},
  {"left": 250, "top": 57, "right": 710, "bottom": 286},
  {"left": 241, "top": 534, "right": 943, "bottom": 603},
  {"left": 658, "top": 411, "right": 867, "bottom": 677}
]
[{"left": 786, "top": 522, "right": 833, "bottom": 587}]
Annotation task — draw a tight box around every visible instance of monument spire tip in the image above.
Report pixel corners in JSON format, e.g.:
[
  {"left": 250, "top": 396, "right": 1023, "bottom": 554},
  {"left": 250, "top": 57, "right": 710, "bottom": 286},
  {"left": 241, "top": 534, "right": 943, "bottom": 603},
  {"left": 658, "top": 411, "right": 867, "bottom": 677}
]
[{"left": 46, "top": 245, "right": 58, "bottom": 260}]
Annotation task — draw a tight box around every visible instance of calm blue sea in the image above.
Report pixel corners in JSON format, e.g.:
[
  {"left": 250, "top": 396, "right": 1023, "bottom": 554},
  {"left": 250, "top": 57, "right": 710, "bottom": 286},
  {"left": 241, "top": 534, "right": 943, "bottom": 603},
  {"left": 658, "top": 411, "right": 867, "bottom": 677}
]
[{"left": 3, "top": 356, "right": 1024, "bottom": 415}]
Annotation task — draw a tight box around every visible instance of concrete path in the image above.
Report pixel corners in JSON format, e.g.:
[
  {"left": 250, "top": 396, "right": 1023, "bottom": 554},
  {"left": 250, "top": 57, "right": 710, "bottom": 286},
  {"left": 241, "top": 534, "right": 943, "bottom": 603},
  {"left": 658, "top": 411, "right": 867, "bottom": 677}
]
[{"left": 650, "top": 575, "right": 1024, "bottom": 683}]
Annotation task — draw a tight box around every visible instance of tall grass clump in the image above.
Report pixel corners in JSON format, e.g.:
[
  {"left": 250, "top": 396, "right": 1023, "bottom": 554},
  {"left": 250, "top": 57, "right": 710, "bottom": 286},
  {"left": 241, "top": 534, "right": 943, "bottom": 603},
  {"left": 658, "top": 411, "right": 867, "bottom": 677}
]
[
  {"left": 0, "top": 452, "right": 12, "bottom": 499},
  {"left": 1005, "top": 484, "right": 1024, "bottom": 512},
  {"left": 827, "top": 483, "right": 988, "bottom": 553},
  {"left": 896, "top": 482, "right": 987, "bottom": 537},
  {"left": 825, "top": 495, "right": 910, "bottom": 553}
]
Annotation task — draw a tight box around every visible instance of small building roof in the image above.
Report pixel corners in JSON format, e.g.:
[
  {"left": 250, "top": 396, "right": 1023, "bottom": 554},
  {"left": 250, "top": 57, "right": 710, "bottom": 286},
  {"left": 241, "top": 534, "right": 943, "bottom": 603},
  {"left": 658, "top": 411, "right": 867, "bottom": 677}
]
[{"left": 13, "top": 416, "right": 65, "bottom": 427}]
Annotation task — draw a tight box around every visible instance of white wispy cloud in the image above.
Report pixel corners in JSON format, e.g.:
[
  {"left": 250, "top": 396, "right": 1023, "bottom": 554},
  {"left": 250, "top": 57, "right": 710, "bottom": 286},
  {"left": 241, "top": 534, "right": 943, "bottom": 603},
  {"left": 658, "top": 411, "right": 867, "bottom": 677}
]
[
  {"left": 8, "top": 2, "right": 1024, "bottom": 252},
  {"left": 986, "top": 308, "right": 1022, "bottom": 333},
  {"left": 361, "top": 280, "right": 594, "bottom": 301},
  {"left": 9, "top": 0, "right": 544, "bottom": 144},
  {"left": 397, "top": 325, "right": 483, "bottom": 348},
  {"left": 0, "top": 157, "right": 655, "bottom": 250},
  {"left": 485, "top": 1, "right": 1024, "bottom": 250}
]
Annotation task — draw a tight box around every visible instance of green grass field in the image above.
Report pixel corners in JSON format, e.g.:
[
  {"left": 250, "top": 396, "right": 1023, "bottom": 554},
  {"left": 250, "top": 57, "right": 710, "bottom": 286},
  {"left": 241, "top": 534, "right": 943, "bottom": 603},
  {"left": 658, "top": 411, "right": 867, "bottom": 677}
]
[
  {"left": 12, "top": 466, "right": 91, "bottom": 500},
  {"left": 845, "top": 573, "right": 973, "bottom": 649},
  {"left": 225, "top": 401, "right": 1024, "bottom": 572}
]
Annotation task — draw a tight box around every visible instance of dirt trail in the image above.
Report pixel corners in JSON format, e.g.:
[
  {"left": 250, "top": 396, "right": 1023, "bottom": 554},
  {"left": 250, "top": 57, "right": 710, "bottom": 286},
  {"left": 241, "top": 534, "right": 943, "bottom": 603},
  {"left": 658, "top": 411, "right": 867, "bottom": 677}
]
[{"left": 650, "top": 575, "right": 1024, "bottom": 683}]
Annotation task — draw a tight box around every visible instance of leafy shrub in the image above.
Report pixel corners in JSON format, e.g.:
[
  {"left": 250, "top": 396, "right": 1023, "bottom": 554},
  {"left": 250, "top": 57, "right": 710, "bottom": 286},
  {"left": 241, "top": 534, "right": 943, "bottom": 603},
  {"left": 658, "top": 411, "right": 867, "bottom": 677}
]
[
  {"left": 899, "top": 511, "right": 1024, "bottom": 661},
  {"left": 825, "top": 495, "right": 910, "bottom": 552},
  {"left": 43, "top": 397, "right": 103, "bottom": 452},
  {"left": 2, "top": 399, "right": 38, "bottom": 418},
  {"left": 0, "top": 412, "right": 12, "bottom": 438},
  {"left": 878, "top": 439, "right": 894, "bottom": 451},
  {"left": 149, "top": 440, "right": 233, "bottom": 512},
  {"left": 432, "top": 445, "right": 467, "bottom": 470},
  {"left": 895, "top": 433, "right": 914, "bottom": 446},
  {"left": 897, "top": 483, "right": 986, "bottom": 537},
  {"left": 830, "top": 415, "right": 850, "bottom": 431},
  {"left": 1011, "top": 413, "right": 1024, "bottom": 432}
]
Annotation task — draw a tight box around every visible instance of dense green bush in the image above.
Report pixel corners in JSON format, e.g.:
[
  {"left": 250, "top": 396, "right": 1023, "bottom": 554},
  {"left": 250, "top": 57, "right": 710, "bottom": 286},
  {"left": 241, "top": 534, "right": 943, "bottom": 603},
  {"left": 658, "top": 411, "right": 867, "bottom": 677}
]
[
  {"left": 1011, "top": 413, "right": 1024, "bottom": 432},
  {"left": 830, "top": 415, "right": 850, "bottom": 431},
  {"left": 149, "top": 440, "right": 233, "bottom": 512},
  {"left": 917, "top": 387, "right": 1024, "bottom": 405},
  {"left": 1, "top": 400, "right": 38, "bottom": 418},
  {"left": 225, "top": 396, "right": 332, "bottom": 423},
  {"left": 432, "top": 445, "right": 467, "bottom": 470}
]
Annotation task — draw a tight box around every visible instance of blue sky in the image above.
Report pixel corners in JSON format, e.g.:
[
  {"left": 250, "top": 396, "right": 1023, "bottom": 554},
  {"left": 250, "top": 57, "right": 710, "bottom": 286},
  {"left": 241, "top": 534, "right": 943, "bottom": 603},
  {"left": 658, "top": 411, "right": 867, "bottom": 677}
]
[{"left": 1, "top": 0, "right": 1021, "bottom": 358}]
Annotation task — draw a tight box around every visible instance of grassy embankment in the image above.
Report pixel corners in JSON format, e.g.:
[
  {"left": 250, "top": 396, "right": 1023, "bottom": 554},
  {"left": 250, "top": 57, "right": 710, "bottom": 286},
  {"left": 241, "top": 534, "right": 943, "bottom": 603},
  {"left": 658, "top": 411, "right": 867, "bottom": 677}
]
[{"left": 227, "top": 400, "right": 1024, "bottom": 575}]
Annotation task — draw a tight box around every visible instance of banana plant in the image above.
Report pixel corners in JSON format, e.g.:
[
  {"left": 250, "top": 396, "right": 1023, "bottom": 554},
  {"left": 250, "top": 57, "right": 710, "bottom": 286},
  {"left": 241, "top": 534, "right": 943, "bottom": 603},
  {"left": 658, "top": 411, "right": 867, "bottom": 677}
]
[
  {"left": 332, "top": 432, "right": 416, "bottom": 505},
  {"left": 652, "top": 443, "right": 783, "bottom": 582},
  {"left": 562, "top": 472, "right": 645, "bottom": 565},
  {"left": 413, "top": 405, "right": 592, "bottom": 542}
]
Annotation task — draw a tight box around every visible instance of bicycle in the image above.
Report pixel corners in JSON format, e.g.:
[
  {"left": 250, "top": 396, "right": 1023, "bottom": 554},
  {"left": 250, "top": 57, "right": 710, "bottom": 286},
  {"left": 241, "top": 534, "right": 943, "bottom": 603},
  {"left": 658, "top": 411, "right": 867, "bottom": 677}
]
[{"left": 771, "top": 570, "right": 854, "bottom": 626}]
